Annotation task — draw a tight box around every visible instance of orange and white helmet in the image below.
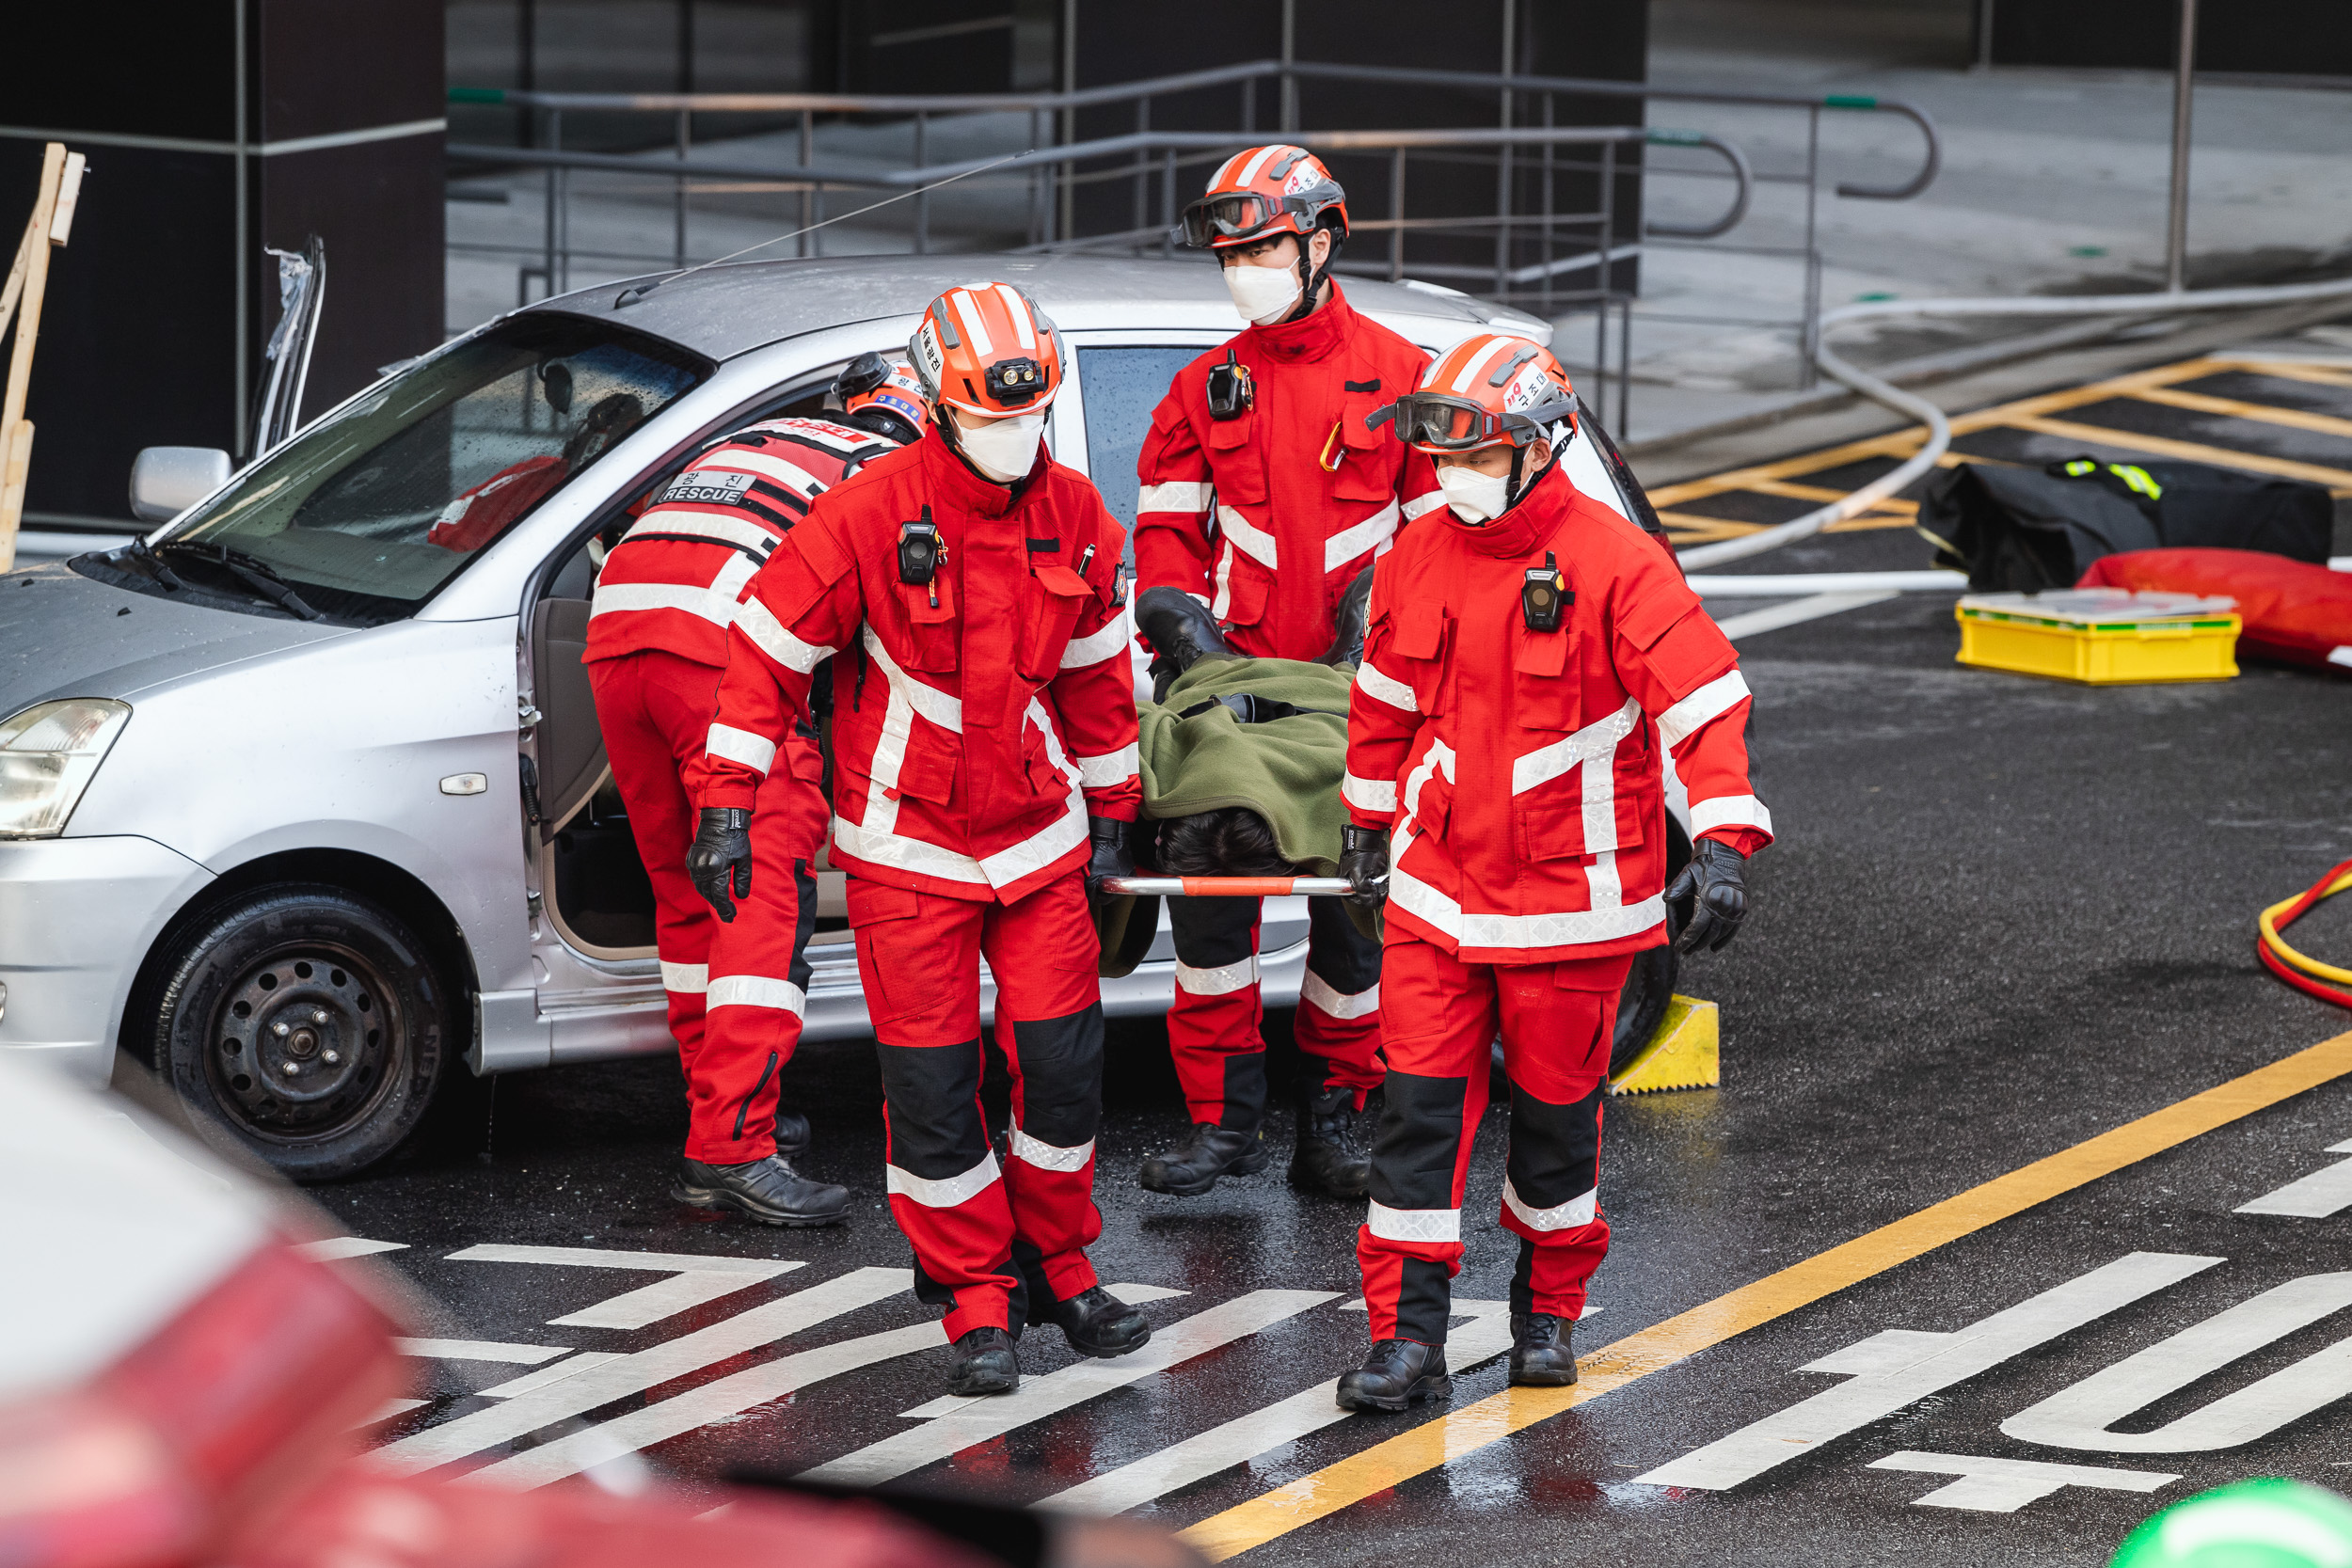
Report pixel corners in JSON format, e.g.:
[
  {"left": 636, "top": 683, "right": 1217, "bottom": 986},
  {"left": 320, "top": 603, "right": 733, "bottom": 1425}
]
[
  {"left": 1179, "top": 145, "right": 1349, "bottom": 249},
  {"left": 1371, "top": 334, "right": 1579, "bottom": 453},
  {"left": 833, "top": 352, "right": 930, "bottom": 441},
  {"left": 908, "top": 281, "right": 1063, "bottom": 419}
]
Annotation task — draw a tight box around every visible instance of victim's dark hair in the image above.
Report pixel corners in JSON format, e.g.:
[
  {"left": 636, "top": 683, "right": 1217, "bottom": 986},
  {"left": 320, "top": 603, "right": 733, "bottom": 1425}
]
[{"left": 1156, "top": 807, "right": 1298, "bottom": 878}]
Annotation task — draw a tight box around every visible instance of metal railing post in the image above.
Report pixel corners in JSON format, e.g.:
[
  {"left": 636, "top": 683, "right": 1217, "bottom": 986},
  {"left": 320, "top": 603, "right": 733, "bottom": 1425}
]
[
  {"left": 1390, "top": 147, "right": 1406, "bottom": 281},
  {"left": 541, "top": 104, "right": 557, "bottom": 299},
  {"left": 1801, "top": 105, "right": 1822, "bottom": 388},
  {"left": 552, "top": 107, "right": 568, "bottom": 292},
  {"left": 914, "top": 112, "right": 930, "bottom": 253},
  {"left": 1494, "top": 65, "right": 1514, "bottom": 298},
  {"left": 1162, "top": 147, "right": 1177, "bottom": 259},
  {"left": 2166, "top": 0, "right": 2198, "bottom": 293},
  {"left": 798, "top": 110, "right": 812, "bottom": 257},
  {"left": 1132, "top": 100, "right": 1150, "bottom": 240},
  {"left": 1028, "top": 107, "right": 1045, "bottom": 246},
  {"left": 674, "top": 106, "right": 691, "bottom": 270},
  {"left": 1598, "top": 137, "right": 1615, "bottom": 425},
  {"left": 1540, "top": 92, "right": 1556, "bottom": 318}
]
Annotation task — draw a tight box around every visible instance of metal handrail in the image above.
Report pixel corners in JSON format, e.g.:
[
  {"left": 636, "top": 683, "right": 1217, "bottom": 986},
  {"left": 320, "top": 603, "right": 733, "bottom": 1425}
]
[
  {"left": 448, "top": 55, "right": 1939, "bottom": 202},
  {"left": 446, "top": 124, "right": 1751, "bottom": 242}
]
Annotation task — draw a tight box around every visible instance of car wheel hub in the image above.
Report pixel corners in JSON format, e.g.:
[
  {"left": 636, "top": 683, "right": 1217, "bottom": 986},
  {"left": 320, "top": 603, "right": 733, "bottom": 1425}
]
[{"left": 213, "top": 951, "right": 398, "bottom": 1135}]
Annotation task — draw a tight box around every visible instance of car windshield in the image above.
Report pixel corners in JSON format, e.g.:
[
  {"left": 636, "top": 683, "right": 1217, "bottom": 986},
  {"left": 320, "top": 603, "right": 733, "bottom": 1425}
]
[{"left": 157, "top": 314, "right": 710, "bottom": 622}]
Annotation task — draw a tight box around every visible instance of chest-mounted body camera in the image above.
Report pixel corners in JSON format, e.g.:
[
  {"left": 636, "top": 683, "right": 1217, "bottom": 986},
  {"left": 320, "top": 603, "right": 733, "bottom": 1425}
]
[
  {"left": 898, "top": 506, "right": 945, "bottom": 606},
  {"left": 984, "top": 356, "right": 1047, "bottom": 406},
  {"left": 1207, "top": 349, "right": 1254, "bottom": 421},
  {"left": 1522, "top": 550, "right": 1569, "bottom": 633}
]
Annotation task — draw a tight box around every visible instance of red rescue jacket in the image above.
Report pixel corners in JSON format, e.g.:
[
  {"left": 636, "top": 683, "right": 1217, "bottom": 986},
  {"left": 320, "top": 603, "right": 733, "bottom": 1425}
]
[
  {"left": 1345, "top": 462, "right": 1772, "bottom": 966},
  {"left": 691, "top": 430, "right": 1141, "bottom": 905},
  {"left": 1135, "top": 288, "right": 1442, "bottom": 659},
  {"left": 584, "top": 417, "right": 901, "bottom": 669}
]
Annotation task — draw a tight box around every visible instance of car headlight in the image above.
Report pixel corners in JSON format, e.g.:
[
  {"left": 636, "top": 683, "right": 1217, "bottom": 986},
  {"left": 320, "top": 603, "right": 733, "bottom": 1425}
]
[{"left": 0, "top": 699, "right": 132, "bottom": 838}]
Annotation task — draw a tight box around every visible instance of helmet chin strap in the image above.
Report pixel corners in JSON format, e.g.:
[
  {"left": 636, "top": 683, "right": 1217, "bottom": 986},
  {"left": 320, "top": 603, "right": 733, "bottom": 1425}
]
[{"left": 1281, "top": 227, "right": 1340, "bottom": 324}]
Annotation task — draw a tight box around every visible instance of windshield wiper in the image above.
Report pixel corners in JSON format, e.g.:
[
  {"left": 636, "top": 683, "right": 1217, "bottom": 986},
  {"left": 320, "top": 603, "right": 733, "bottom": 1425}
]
[
  {"left": 114, "top": 535, "right": 187, "bottom": 591},
  {"left": 156, "top": 541, "right": 325, "bottom": 621}
]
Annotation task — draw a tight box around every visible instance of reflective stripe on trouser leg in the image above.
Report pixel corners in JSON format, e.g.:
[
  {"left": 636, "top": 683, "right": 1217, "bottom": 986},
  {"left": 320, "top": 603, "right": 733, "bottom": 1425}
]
[
  {"left": 1295, "top": 897, "right": 1385, "bottom": 1106},
  {"left": 1496, "top": 954, "right": 1627, "bottom": 1323},
  {"left": 877, "top": 1035, "right": 1018, "bottom": 1340},
  {"left": 587, "top": 650, "right": 716, "bottom": 1090},
  {"left": 988, "top": 874, "right": 1108, "bottom": 1306},
  {"left": 1167, "top": 894, "right": 1267, "bottom": 1129},
  {"left": 1355, "top": 932, "right": 1500, "bottom": 1345}
]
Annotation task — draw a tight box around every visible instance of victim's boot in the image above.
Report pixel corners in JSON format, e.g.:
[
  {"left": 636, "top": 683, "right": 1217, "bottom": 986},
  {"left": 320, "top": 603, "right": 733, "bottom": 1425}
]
[
  {"left": 1316, "top": 564, "right": 1377, "bottom": 668},
  {"left": 1138, "top": 1122, "right": 1266, "bottom": 1196},
  {"left": 1028, "top": 1285, "right": 1153, "bottom": 1357},
  {"left": 673, "top": 1154, "right": 848, "bottom": 1227},
  {"left": 1336, "top": 1338, "right": 1452, "bottom": 1413},
  {"left": 773, "top": 1104, "right": 812, "bottom": 1164},
  {"left": 946, "top": 1326, "right": 1020, "bottom": 1396},
  {"left": 1289, "top": 1082, "right": 1372, "bottom": 1198},
  {"left": 1135, "top": 585, "right": 1241, "bottom": 704}
]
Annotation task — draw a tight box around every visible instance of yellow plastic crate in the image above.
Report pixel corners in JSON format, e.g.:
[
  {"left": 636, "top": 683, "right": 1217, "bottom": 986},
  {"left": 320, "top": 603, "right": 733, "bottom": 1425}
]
[{"left": 1954, "top": 590, "right": 2240, "bottom": 685}]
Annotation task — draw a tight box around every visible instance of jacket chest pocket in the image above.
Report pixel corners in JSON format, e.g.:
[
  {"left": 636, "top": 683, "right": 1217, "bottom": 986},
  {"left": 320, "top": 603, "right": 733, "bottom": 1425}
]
[
  {"left": 897, "top": 574, "right": 961, "bottom": 674},
  {"left": 1515, "top": 706, "right": 1648, "bottom": 863},
  {"left": 1511, "top": 621, "right": 1581, "bottom": 735},
  {"left": 1205, "top": 415, "right": 1266, "bottom": 506},
  {"left": 1387, "top": 598, "right": 1454, "bottom": 717},
  {"left": 1328, "top": 399, "right": 1397, "bottom": 504},
  {"left": 1018, "top": 562, "right": 1093, "bottom": 681}
]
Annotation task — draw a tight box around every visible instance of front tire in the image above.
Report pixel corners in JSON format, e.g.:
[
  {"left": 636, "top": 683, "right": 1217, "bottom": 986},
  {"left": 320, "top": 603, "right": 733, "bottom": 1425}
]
[{"left": 151, "top": 885, "right": 449, "bottom": 1180}]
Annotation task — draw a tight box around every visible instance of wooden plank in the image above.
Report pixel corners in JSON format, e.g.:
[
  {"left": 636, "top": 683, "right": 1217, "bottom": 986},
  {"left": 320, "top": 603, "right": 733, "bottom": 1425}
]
[
  {"left": 0, "top": 215, "right": 36, "bottom": 345},
  {"left": 2001, "top": 414, "right": 2352, "bottom": 488},
  {"left": 0, "top": 143, "right": 65, "bottom": 570}
]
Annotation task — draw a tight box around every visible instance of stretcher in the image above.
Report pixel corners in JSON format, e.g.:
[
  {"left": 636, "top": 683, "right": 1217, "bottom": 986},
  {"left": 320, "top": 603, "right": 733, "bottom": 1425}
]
[{"left": 1099, "top": 875, "right": 1350, "bottom": 898}]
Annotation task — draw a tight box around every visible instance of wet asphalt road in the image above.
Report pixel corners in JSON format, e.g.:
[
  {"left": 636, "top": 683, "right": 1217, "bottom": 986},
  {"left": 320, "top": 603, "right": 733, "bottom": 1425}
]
[{"left": 317, "top": 516, "right": 2352, "bottom": 1565}]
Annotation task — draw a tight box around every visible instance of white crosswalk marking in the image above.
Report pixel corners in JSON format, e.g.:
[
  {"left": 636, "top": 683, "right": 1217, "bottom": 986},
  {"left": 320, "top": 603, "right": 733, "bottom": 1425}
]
[
  {"left": 442, "top": 1243, "right": 802, "bottom": 1329},
  {"left": 475, "top": 1351, "right": 629, "bottom": 1400},
  {"left": 301, "top": 1237, "right": 408, "bottom": 1261},
  {"left": 395, "top": 1338, "right": 571, "bottom": 1364},
  {"left": 1040, "top": 1301, "right": 1513, "bottom": 1516},
  {"left": 1867, "top": 1450, "right": 2179, "bottom": 1512},
  {"left": 801, "top": 1290, "right": 1341, "bottom": 1490},
  {"left": 374, "top": 1265, "right": 912, "bottom": 1475},
  {"left": 1632, "top": 1252, "right": 2222, "bottom": 1491},
  {"left": 2234, "top": 1139, "right": 2352, "bottom": 1218}
]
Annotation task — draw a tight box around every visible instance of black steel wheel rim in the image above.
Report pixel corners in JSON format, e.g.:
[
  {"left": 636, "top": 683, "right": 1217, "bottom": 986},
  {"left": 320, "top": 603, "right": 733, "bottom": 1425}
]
[{"left": 205, "top": 942, "right": 405, "bottom": 1145}]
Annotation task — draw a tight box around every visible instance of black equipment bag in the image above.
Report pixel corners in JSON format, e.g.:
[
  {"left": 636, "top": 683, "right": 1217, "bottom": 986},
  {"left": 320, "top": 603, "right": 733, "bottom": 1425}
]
[{"left": 1917, "top": 456, "right": 2334, "bottom": 591}]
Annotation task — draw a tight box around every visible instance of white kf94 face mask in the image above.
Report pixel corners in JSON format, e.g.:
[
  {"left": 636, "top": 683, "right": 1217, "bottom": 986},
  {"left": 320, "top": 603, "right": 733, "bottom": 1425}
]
[
  {"left": 955, "top": 410, "right": 1047, "bottom": 482},
  {"left": 1438, "top": 462, "right": 1512, "bottom": 523},
  {"left": 1223, "top": 260, "right": 1302, "bottom": 325}
]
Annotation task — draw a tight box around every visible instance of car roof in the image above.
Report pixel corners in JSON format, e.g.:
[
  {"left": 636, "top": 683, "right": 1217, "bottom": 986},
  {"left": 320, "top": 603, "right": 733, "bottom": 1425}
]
[{"left": 522, "top": 253, "right": 1534, "bottom": 361}]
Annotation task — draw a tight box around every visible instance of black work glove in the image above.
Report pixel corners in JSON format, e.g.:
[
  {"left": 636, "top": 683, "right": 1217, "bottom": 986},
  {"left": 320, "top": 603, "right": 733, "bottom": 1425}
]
[
  {"left": 1086, "top": 815, "right": 1135, "bottom": 910},
  {"left": 1339, "top": 825, "right": 1390, "bottom": 909},
  {"left": 1665, "top": 836, "right": 1748, "bottom": 953},
  {"left": 688, "top": 807, "right": 754, "bottom": 923}
]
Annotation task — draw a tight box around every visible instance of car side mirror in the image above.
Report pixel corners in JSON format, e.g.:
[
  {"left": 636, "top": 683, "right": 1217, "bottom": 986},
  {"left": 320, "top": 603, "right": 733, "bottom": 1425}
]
[{"left": 129, "top": 447, "right": 232, "bottom": 523}]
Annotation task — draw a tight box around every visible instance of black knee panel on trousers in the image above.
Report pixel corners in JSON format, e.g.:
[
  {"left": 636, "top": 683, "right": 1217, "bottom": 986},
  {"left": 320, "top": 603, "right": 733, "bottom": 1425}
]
[
  {"left": 1503, "top": 1076, "right": 1604, "bottom": 1210},
  {"left": 1168, "top": 894, "right": 1259, "bottom": 967},
  {"left": 876, "top": 1037, "right": 989, "bottom": 1181},
  {"left": 1394, "top": 1256, "right": 1455, "bottom": 1346},
  {"left": 1367, "top": 1071, "right": 1470, "bottom": 1212},
  {"left": 1304, "top": 898, "right": 1382, "bottom": 996},
  {"left": 1007, "top": 1004, "right": 1104, "bottom": 1149}
]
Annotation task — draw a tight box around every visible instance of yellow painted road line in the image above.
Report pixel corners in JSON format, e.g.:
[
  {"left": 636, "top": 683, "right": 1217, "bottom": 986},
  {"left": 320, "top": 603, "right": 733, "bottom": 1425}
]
[
  {"left": 1658, "top": 513, "right": 1766, "bottom": 541},
  {"left": 1646, "top": 428, "right": 1928, "bottom": 508},
  {"left": 2223, "top": 358, "right": 2352, "bottom": 392},
  {"left": 1748, "top": 479, "right": 1921, "bottom": 514},
  {"left": 2130, "top": 385, "right": 2352, "bottom": 444},
  {"left": 2000, "top": 415, "right": 2352, "bottom": 487},
  {"left": 1180, "top": 1028, "right": 2352, "bottom": 1561}
]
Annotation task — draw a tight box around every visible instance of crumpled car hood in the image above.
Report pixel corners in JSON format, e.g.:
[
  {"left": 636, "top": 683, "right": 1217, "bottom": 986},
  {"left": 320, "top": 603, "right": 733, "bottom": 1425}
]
[{"left": 0, "top": 559, "right": 357, "bottom": 712}]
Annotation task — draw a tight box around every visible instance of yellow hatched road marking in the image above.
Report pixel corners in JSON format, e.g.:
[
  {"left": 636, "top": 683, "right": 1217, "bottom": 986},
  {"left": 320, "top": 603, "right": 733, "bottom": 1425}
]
[
  {"left": 1180, "top": 1028, "right": 2352, "bottom": 1561},
  {"left": 2000, "top": 415, "right": 2352, "bottom": 487},
  {"left": 2129, "top": 384, "right": 2352, "bottom": 443},
  {"left": 2221, "top": 358, "right": 2352, "bottom": 391}
]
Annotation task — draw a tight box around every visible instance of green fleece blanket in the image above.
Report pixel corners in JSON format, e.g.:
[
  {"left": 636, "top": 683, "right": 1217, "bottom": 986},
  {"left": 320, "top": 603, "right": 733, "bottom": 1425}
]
[{"left": 1137, "top": 657, "right": 1356, "bottom": 876}]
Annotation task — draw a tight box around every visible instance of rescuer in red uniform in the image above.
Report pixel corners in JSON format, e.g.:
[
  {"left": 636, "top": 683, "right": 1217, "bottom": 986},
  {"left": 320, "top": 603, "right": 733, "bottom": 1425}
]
[
  {"left": 1333, "top": 335, "right": 1771, "bottom": 1412},
  {"left": 1131, "top": 144, "right": 1445, "bottom": 1201},
  {"left": 582, "top": 354, "right": 928, "bottom": 1227},
  {"left": 688, "top": 283, "right": 1153, "bottom": 1398}
]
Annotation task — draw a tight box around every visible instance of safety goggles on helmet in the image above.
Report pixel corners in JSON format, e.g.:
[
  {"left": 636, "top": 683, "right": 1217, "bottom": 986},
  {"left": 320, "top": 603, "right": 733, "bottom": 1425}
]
[
  {"left": 1180, "top": 191, "right": 1311, "bottom": 249},
  {"left": 1367, "top": 389, "right": 1579, "bottom": 451}
]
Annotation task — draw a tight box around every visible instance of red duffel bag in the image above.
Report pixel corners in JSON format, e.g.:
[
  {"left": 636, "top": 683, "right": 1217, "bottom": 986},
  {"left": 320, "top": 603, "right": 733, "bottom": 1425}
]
[{"left": 2077, "top": 547, "right": 2352, "bottom": 673}]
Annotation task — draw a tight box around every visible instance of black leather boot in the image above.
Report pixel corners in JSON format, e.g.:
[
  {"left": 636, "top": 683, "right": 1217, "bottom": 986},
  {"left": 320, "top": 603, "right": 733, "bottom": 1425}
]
[
  {"left": 1508, "top": 1313, "right": 1578, "bottom": 1386},
  {"left": 773, "top": 1106, "right": 811, "bottom": 1164},
  {"left": 1336, "top": 1339, "right": 1451, "bottom": 1413},
  {"left": 1138, "top": 1122, "right": 1266, "bottom": 1196},
  {"left": 1136, "top": 585, "right": 1240, "bottom": 703},
  {"left": 947, "top": 1326, "right": 1020, "bottom": 1396},
  {"left": 1028, "top": 1285, "right": 1153, "bottom": 1357},
  {"left": 1317, "top": 564, "right": 1376, "bottom": 667},
  {"left": 673, "top": 1154, "right": 848, "bottom": 1227},
  {"left": 1289, "top": 1084, "right": 1372, "bottom": 1198}
]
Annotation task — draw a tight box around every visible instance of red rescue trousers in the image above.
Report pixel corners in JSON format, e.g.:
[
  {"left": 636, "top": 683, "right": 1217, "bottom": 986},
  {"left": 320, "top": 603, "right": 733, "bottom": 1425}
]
[
  {"left": 1355, "top": 935, "right": 1633, "bottom": 1344},
  {"left": 849, "top": 873, "right": 1106, "bottom": 1341},
  {"left": 588, "top": 648, "right": 829, "bottom": 1164},
  {"left": 1168, "top": 896, "right": 1383, "bottom": 1127}
]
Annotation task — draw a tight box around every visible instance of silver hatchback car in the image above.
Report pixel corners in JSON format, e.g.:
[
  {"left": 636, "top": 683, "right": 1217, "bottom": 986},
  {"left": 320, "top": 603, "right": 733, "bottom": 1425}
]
[{"left": 0, "top": 254, "right": 1679, "bottom": 1180}]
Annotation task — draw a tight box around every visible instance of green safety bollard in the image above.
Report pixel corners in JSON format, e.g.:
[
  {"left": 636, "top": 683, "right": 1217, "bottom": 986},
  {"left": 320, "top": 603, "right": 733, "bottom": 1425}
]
[{"left": 2109, "top": 1479, "right": 2352, "bottom": 1568}]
